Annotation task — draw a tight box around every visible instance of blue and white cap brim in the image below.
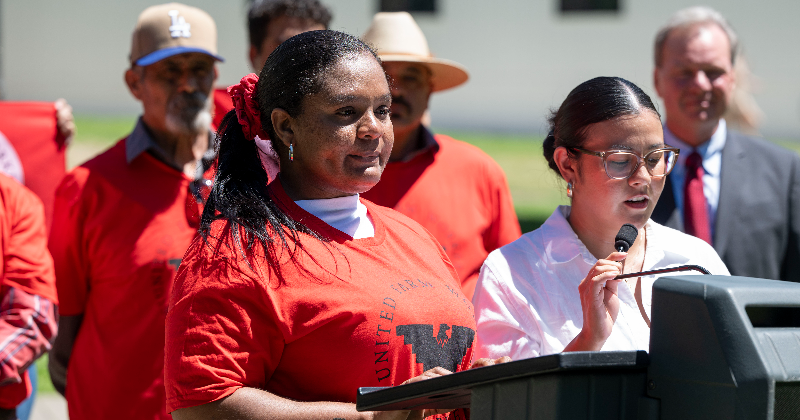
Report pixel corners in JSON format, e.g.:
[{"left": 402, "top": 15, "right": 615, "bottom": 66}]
[{"left": 135, "top": 46, "right": 224, "bottom": 66}]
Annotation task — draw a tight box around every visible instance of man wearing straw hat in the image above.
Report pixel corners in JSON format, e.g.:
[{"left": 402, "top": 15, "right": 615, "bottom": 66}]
[
  {"left": 361, "top": 12, "right": 521, "bottom": 300},
  {"left": 47, "top": 4, "right": 221, "bottom": 419}
]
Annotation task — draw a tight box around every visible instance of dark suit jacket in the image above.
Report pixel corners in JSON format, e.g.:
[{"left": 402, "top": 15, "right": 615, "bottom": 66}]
[{"left": 652, "top": 130, "right": 800, "bottom": 281}]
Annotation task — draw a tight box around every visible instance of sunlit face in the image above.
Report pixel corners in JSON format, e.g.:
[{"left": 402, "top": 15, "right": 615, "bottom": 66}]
[
  {"left": 127, "top": 52, "right": 216, "bottom": 136},
  {"left": 654, "top": 23, "right": 735, "bottom": 144},
  {"left": 382, "top": 61, "right": 432, "bottom": 132},
  {"left": 250, "top": 15, "right": 326, "bottom": 72},
  {"left": 281, "top": 53, "right": 393, "bottom": 199},
  {"left": 569, "top": 112, "right": 666, "bottom": 230}
]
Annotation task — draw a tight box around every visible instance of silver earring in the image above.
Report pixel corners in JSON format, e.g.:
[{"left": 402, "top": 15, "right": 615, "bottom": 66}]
[{"left": 566, "top": 182, "right": 573, "bottom": 198}]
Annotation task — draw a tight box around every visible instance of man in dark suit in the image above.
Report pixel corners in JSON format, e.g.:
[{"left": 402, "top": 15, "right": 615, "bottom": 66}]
[{"left": 651, "top": 6, "right": 800, "bottom": 281}]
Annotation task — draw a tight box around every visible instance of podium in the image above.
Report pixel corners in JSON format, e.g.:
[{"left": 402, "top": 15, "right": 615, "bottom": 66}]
[{"left": 357, "top": 276, "right": 800, "bottom": 419}]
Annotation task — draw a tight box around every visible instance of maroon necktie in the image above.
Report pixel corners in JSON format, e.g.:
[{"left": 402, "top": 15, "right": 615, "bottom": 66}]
[{"left": 683, "top": 151, "right": 712, "bottom": 244}]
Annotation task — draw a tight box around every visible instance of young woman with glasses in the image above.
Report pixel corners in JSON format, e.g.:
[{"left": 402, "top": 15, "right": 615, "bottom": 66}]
[{"left": 472, "top": 77, "right": 729, "bottom": 360}]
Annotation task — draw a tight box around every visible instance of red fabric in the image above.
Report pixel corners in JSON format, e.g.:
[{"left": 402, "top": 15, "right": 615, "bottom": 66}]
[
  {"left": 227, "top": 74, "right": 270, "bottom": 141},
  {"left": 0, "top": 102, "right": 67, "bottom": 232},
  {"left": 0, "top": 174, "right": 58, "bottom": 408},
  {"left": 165, "top": 180, "right": 475, "bottom": 419},
  {"left": 0, "top": 371, "right": 29, "bottom": 409},
  {"left": 212, "top": 88, "right": 233, "bottom": 131},
  {"left": 683, "top": 151, "right": 712, "bottom": 244},
  {"left": 49, "top": 139, "right": 212, "bottom": 420},
  {"left": 0, "top": 174, "right": 57, "bottom": 303},
  {"left": 0, "top": 287, "right": 57, "bottom": 408},
  {"left": 362, "top": 134, "right": 521, "bottom": 299}
]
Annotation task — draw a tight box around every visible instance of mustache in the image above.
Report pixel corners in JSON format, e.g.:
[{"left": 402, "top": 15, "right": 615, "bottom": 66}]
[
  {"left": 169, "top": 91, "right": 209, "bottom": 113},
  {"left": 391, "top": 95, "right": 411, "bottom": 110}
]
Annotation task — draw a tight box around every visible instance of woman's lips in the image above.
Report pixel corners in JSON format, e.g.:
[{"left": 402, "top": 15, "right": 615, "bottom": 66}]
[
  {"left": 624, "top": 196, "right": 649, "bottom": 209},
  {"left": 349, "top": 153, "right": 380, "bottom": 163}
]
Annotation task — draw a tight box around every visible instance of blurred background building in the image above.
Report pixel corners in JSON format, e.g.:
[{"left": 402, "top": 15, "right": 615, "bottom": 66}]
[{"left": 1, "top": 0, "right": 798, "bottom": 139}]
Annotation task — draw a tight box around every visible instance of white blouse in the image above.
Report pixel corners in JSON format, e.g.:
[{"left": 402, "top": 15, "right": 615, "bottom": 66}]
[{"left": 472, "top": 205, "right": 729, "bottom": 360}]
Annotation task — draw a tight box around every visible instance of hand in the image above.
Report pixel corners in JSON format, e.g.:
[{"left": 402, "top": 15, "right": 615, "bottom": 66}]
[
  {"left": 469, "top": 356, "right": 512, "bottom": 369},
  {"left": 54, "top": 98, "right": 75, "bottom": 145},
  {"left": 566, "top": 252, "right": 626, "bottom": 352},
  {"left": 371, "top": 367, "right": 455, "bottom": 420}
]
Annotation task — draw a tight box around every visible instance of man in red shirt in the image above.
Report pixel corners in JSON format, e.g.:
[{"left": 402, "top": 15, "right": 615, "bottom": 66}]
[
  {"left": 47, "top": 4, "right": 221, "bottom": 419},
  {"left": 360, "top": 12, "right": 522, "bottom": 299},
  {"left": 212, "top": 0, "right": 332, "bottom": 129}
]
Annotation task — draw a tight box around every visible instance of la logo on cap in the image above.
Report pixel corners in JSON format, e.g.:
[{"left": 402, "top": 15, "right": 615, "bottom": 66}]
[{"left": 168, "top": 10, "right": 191, "bottom": 38}]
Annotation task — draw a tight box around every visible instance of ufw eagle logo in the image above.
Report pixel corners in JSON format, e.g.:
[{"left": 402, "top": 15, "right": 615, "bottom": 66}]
[{"left": 396, "top": 324, "right": 475, "bottom": 372}]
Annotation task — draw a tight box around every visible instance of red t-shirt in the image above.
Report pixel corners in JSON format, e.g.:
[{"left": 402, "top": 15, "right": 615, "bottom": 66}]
[
  {"left": 362, "top": 133, "right": 521, "bottom": 299},
  {"left": 0, "top": 173, "right": 57, "bottom": 408},
  {"left": 213, "top": 87, "right": 233, "bottom": 131},
  {"left": 49, "top": 139, "right": 211, "bottom": 420},
  {"left": 0, "top": 174, "right": 56, "bottom": 303},
  {"left": 165, "top": 181, "right": 476, "bottom": 418}
]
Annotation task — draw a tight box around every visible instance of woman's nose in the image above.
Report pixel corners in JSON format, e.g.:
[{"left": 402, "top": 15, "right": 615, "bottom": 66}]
[{"left": 358, "top": 111, "right": 383, "bottom": 140}]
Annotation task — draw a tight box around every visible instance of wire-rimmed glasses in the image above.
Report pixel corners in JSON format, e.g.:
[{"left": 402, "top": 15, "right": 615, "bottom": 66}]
[{"left": 568, "top": 147, "right": 680, "bottom": 180}]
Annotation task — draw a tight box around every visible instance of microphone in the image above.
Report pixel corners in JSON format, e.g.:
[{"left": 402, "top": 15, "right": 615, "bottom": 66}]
[{"left": 614, "top": 224, "right": 638, "bottom": 253}]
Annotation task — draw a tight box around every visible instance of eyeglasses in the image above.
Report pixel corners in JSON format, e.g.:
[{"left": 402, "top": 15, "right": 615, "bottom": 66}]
[{"left": 568, "top": 147, "right": 680, "bottom": 180}]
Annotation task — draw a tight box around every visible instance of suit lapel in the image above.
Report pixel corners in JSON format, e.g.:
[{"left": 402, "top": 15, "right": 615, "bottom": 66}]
[
  {"left": 653, "top": 172, "right": 683, "bottom": 230},
  {"left": 714, "top": 131, "right": 745, "bottom": 257}
]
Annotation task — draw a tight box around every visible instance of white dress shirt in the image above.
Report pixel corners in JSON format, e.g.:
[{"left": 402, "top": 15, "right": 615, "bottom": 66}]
[
  {"left": 472, "top": 205, "right": 729, "bottom": 361},
  {"left": 295, "top": 194, "right": 375, "bottom": 239},
  {"left": 664, "top": 120, "right": 727, "bottom": 238}
]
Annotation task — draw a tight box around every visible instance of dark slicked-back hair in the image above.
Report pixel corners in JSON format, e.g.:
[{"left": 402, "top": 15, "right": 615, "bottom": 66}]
[
  {"left": 203, "top": 30, "right": 380, "bottom": 285},
  {"left": 542, "top": 77, "right": 660, "bottom": 176},
  {"left": 248, "top": 0, "right": 332, "bottom": 51}
]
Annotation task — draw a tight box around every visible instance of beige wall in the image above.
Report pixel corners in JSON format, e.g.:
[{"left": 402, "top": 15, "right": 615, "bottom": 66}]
[{"left": 2, "top": 0, "right": 799, "bottom": 139}]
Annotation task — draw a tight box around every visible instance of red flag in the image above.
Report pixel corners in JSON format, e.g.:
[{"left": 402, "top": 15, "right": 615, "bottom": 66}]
[{"left": 0, "top": 101, "right": 67, "bottom": 232}]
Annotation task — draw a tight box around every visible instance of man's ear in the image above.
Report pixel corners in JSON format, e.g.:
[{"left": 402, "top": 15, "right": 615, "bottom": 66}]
[
  {"left": 653, "top": 67, "right": 663, "bottom": 98},
  {"left": 554, "top": 146, "right": 578, "bottom": 186},
  {"left": 249, "top": 45, "right": 260, "bottom": 72},
  {"left": 271, "top": 108, "right": 294, "bottom": 148},
  {"left": 125, "top": 68, "right": 143, "bottom": 100}
]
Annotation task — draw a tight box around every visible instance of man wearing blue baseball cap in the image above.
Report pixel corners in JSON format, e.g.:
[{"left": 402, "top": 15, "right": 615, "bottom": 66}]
[{"left": 47, "top": 4, "right": 222, "bottom": 420}]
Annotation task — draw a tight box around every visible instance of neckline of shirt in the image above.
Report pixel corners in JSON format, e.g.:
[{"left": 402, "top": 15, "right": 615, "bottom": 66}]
[{"left": 295, "top": 194, "right": 375, "bottom": 239}]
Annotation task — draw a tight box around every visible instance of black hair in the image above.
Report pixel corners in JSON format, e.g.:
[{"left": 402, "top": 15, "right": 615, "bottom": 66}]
[
  {"left": 542, "top": 76, "right": 660, "bottom": 176},
  {"left": 201, "top": 30, "right": 379, "bottom": 285},
  {"left": 247, "top": 0, "right": 332, "bottom": 50}
]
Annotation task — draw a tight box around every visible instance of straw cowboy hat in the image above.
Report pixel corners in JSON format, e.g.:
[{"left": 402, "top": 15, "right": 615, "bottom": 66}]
[{"left": 362, "top": 12, "right": 469, "bottom": 92}]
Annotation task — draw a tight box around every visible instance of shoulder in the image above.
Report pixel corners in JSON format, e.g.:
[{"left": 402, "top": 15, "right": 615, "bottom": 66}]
[
  {"left": 727, "top": 130, "right": 800, "bottom": 166},
  {"left": 174, "top": 222, "right": 263, "bottom": 296},
  {"left": 647, "top": 220, "right": 729, "bottom": 274},
  {"left": 79, "top": 138, "right": 128, "bottom": 174},
  {"left": 0, "top": 173, "right": 38, "bottom": 205},
  {"left": 59, "top": 139, "right": 127, "bottom": 190},
  {"left": 434, "top": 134, "right": 505, "bottom": 171}
]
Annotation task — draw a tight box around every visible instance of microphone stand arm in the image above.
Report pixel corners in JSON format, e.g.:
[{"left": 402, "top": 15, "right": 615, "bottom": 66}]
[{"left": 614, "top": 264, "right": 711, "bottom": 280}]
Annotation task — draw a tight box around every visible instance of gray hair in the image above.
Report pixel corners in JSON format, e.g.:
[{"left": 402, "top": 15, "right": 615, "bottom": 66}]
[{"left": 654, "top": 6, "right": 738, "bottom": 67}]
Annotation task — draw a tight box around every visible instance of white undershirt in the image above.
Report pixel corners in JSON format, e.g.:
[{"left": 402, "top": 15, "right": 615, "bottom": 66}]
[{"left": 295, "top": 194, "right": 375, "bottom": 239}]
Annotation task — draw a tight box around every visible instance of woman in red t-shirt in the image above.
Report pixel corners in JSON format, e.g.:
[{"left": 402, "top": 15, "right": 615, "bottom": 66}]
[{"left": 165, "top": 30, "right": 505, "bottom": 420}]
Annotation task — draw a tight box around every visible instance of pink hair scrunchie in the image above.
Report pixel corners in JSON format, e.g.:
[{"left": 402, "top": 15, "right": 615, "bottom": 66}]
[{"left": 228, "top": 73, "right": 271, "bottom": 141}]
